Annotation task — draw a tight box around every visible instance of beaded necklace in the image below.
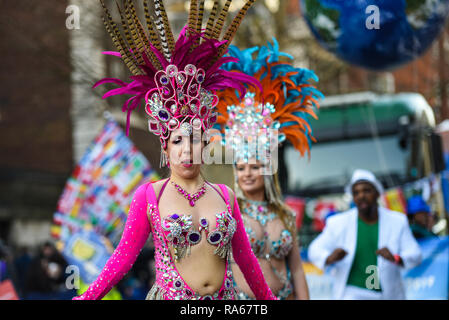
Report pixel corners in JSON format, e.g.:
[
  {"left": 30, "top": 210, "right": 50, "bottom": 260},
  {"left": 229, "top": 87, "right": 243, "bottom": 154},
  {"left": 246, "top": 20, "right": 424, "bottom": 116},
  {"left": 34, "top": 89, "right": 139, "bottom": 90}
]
[
  {"left": 171, "top": 180, "right": 206, "bottom": 207},
  {"left": 242, "top": 199, "right": 277, "bottom": 226}
]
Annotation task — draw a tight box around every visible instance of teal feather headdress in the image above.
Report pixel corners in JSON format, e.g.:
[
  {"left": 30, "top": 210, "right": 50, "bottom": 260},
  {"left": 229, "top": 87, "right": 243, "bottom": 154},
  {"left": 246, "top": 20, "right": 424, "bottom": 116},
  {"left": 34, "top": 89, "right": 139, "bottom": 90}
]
[{"left": 214, "top": 38, "right": 323, "bottom": 160}]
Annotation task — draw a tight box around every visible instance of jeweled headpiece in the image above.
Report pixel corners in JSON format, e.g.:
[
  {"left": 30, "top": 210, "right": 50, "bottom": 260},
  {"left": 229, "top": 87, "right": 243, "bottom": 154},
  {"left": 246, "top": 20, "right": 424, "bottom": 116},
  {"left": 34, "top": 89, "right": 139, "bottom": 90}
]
[
  {"left": 223, "top": 92, "right": 278, "bottom": 163},
  {"left": 215, "top": 39, "right": 323, "bottom": 206},
  {"left": 215, "top": 38, "right": 323, "bottom": 161},
  {"left": 94, "top": 0, "right": 260, "bottom": 149}
]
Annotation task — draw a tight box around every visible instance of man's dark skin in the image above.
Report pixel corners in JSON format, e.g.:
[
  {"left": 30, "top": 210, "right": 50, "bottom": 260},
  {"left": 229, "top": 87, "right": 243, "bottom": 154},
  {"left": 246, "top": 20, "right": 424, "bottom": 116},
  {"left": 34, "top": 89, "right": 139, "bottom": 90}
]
[{"left": 325, "top": 181, "right": 403, "bottom": 266}]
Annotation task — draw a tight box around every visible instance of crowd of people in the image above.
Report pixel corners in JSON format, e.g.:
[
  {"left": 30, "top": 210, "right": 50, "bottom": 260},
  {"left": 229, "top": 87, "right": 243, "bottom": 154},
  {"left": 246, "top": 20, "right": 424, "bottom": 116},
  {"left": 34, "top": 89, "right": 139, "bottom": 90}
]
[
  {"left": 407, "top": 195, "right": 438, "bottom": 239},
  {"left": 0, "top": 241, "right": 70, "bottom": 299}
]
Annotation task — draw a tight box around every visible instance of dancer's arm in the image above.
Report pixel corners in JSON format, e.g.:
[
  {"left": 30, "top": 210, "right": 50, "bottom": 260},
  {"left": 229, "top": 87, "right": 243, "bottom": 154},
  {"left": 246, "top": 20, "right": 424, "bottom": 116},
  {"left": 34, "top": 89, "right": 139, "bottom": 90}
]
[
  {"left": 288, "top": 236, "right": 309, "bottom": 300},
  {"left": 229, "top": 189, "right": 277, "bottom": 300},
  {"left": 73, "top": 183, "right": 151, "bottom": 300}
]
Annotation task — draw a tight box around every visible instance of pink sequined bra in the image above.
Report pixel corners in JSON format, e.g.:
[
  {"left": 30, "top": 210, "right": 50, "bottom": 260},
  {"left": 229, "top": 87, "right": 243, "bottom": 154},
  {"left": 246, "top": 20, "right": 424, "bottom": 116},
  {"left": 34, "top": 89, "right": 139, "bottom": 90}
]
[
  {"left": 158, "top": 180, "right": 237, "bottom": 262},
  {"left": 73, "top": 180, "right": 276, "bottom": 300},
  {"left": 148, "top": 179, "right": 236, "bottom": 299},
  {"left": 161, "top": 213, "right": 236, "bottom": 260}
]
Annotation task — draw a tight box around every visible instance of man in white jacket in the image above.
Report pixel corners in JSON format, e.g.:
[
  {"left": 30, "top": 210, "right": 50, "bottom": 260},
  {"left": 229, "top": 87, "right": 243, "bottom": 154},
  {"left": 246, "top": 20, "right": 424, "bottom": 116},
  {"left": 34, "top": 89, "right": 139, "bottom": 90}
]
[{"left": 308, "top": 169, "right": 422, "bottom": 299}]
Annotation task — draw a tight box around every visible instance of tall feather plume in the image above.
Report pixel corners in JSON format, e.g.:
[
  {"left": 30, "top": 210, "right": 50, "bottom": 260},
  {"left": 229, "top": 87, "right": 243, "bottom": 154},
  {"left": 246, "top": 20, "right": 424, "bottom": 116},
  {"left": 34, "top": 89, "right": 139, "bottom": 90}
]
[
  {"left": 196, "top": 0, "right": 205, "bottom": 33},
  {"left": 116, "top": 2, "right": 141, "bottom": 66},
  {"left": 212, "top": 0, "right": 232, "bottom": 39},
  {"left": 94, "top": 0, "right": 262, "bottom": 136},
  {"left": 188, "top": 0, "right": 199, "bottom": 35},
  {"left": 143, "top": 0, "right": 163, "bottom": 54},
  {"left": 216, "top": 39, "right": 323, "bottom": 158},
  {"left": 125, "top": 0, "right": 160, "bottom": 70},
  {"left": 190, "top": 0, "right": 205, "bottom": 50},
  {"left": 219, "top": 0, "right": 257, "bottom": 57},
  {"left": 159, "top": 0, "right": 176, "bottom": 54},
  {"left": 100, "top": 8, "right": 126, "bottom": 57},
  {"left": 154, "top": 0, "right": 175, "bottom": 59},
  {"left": 126, "top": 0, "right": 149, "bottom": 49},
  {"left": 204, "top": 0, "right": 219, "bottom": 40},
  {"left": 137, "top": 18, "right": 162, "bottom": 69},
  {"left": 187, "top": 0, "right": 200, "bottom": 51},
  {"left": 100, "top": 0, "right": 141, "bottom": 75},
  {"left": 153, "top": 1, "right": 170, "bottom": 60},
  {"left": 122, "top": 0, "right": 146, "bottom": 67}
]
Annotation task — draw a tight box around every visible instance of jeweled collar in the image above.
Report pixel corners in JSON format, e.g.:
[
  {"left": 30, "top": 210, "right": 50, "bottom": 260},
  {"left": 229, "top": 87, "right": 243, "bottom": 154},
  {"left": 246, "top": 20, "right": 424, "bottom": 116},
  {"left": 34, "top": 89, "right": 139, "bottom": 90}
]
[{"left": 242, "top": 199, "right": 277, "bottom": 226}]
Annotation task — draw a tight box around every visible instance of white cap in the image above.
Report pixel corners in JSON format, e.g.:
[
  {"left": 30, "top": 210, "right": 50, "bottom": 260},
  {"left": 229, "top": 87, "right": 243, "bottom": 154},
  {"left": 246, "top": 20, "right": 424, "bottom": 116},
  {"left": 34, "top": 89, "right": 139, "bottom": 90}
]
[{"left": 344, "top": 169, "right": 384, "bottom": 196}]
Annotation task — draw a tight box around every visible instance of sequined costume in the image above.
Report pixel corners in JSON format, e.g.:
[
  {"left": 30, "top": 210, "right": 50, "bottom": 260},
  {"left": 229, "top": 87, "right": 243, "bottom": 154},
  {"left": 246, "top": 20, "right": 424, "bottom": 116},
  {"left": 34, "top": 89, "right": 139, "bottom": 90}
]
[
  {"left": 73, "top": 180, "right": 276, "bottom": 300},
  {"left": 214, "top": 39, "right": 322, "bottom": 300},
  {"left": 236, "top": 200, "right": 294, "bottom": 300},
  {"left": 73, "top": 0, "right": 275, "bottom": 300}
]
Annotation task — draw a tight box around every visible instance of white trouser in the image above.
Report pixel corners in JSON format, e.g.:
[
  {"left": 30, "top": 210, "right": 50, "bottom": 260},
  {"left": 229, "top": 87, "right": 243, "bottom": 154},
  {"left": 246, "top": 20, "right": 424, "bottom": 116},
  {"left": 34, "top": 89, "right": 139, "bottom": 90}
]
[{"left": 342, "top": 285, "right": 383, "bottom": 300}]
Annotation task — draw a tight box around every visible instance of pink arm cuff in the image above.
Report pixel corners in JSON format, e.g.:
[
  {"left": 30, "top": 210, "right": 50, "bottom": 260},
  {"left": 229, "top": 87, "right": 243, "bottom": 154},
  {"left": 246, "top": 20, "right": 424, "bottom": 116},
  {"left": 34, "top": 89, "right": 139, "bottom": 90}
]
[{"left": 73, "top": 183, "right": 151, "bottom": 300}]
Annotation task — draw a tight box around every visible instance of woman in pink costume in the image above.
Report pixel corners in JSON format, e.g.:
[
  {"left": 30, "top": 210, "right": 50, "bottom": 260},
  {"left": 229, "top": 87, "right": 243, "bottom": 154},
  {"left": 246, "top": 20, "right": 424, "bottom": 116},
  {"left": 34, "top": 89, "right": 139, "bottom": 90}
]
[
  {"left": 214, "top": 40, "right": 322, "bottom": 299},
  {"left": 73, "top": 0, "right": 275, "bottom": 300}
]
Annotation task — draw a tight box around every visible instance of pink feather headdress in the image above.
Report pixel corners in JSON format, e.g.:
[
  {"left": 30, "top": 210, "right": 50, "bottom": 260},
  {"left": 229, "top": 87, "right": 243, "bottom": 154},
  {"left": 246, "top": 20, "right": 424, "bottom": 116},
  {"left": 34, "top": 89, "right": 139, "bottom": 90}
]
[{"left": 94, "top": 0, "right": 260, "bottom": 149}]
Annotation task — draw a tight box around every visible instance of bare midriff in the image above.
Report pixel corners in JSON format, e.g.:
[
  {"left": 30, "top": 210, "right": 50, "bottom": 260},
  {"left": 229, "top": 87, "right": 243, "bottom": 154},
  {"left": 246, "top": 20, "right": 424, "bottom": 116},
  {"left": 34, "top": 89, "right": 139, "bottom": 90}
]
[
  {"left": 232, "top": 257, "right": 288, "bottom": 298},
  {"left": 172, "top": 242, "right": 226, "bottom": 295},
  {"left": 154, "top": 179, "right": 230, "bottom": 296}
]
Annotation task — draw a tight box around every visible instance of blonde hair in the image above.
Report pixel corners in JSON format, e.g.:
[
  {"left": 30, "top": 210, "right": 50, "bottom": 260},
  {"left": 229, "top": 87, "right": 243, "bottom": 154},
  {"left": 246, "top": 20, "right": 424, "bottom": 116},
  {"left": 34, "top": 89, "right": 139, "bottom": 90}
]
[{"left": 269, "top": 172, "right": 297, "bottom": 236}]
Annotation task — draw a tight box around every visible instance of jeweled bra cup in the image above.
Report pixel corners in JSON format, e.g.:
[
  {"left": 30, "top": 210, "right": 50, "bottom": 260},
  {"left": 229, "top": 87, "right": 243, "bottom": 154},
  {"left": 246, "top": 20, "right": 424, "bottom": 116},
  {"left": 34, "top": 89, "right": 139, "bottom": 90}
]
[
  {"left": 242, "top": 200, "right": 293, "bottom": 260},
  {"left": 147, "top": 181, "right": 237, "bottom": 300},
  {"left": 147, "top": 204, "right": 235, "bottom": 300},
  {"left": 72, "top": 181, "right": 276, "bottom": 300},
  {"left": 243, "top": 216, "right": 268, "bottom": 257},
  {"left": 160, "top": 210, "right": 236, "bottom": 261},
  {"left": 235, "top": 200, "right": 295, "bottom": 299},
  {"left": 270, "top": 229, "right": 293, "bottom": 260}
]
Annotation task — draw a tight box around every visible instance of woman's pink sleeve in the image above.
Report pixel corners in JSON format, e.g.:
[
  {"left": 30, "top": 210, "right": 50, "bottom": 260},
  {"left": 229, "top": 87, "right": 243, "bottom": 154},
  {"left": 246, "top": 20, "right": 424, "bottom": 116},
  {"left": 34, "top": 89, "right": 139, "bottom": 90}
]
[
  {"left": 73, "top": 183, "right": 151, "bottom": 300},
  {"left": 231, "top": 194, "right": 277, "bottom": 300}
]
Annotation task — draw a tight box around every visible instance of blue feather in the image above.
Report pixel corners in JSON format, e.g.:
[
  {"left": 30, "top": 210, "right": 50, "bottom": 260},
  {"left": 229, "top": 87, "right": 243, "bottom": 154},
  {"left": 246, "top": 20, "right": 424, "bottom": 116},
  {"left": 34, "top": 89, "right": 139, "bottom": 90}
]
[{"left": 220, "top": 38, "right": 324, "bottom": 152}]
